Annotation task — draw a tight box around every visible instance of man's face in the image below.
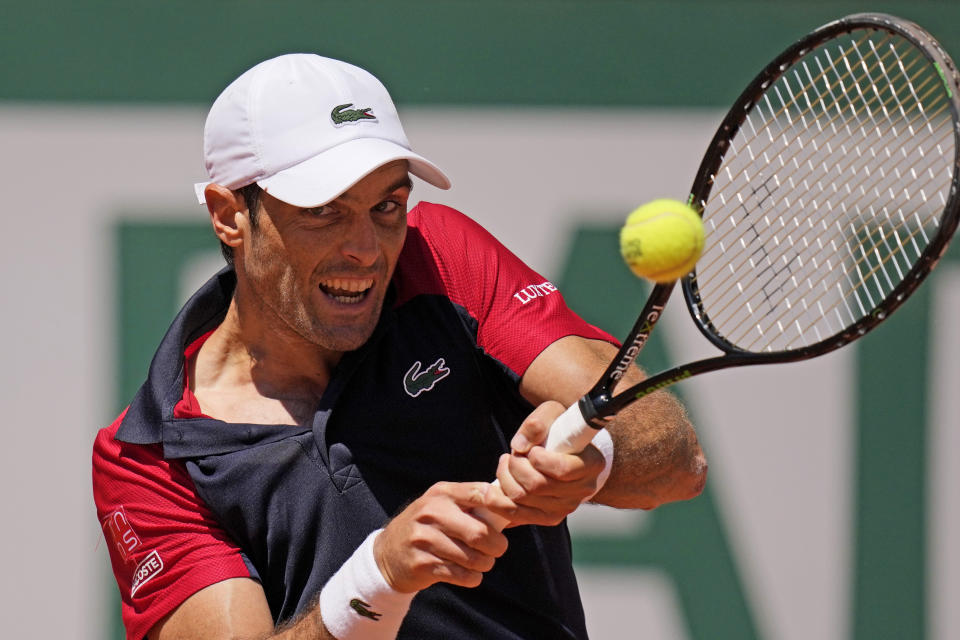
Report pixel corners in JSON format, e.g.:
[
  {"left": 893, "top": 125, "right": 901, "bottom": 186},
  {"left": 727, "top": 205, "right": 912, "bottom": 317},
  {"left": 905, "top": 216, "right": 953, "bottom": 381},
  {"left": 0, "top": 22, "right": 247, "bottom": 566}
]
[{"left": 238, "top": 160, "right": 411, "bottom": 353}]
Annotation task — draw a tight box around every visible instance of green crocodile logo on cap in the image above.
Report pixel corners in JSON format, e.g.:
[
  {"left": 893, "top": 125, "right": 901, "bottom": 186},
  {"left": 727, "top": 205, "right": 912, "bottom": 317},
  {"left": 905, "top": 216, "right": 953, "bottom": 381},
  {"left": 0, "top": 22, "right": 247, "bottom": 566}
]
[{"left": 331, "top": 103, "right": 377, "bottom": 125}]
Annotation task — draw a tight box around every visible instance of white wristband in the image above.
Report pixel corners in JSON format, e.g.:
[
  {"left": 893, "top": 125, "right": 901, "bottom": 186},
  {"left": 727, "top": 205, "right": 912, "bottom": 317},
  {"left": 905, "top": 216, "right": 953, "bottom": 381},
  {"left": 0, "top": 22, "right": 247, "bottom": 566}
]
[
  {"left": 584, "top": 428, "right": 615, "bottom": 502},
  {"left": 319, "top": 529, "right": 415, "bottom": 640}
]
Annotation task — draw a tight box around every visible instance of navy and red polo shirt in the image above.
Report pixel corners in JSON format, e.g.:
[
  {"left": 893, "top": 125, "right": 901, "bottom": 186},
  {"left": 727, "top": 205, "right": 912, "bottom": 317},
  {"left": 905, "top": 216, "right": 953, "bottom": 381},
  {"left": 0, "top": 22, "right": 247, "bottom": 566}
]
[{"left": 93, "top": 202, "right": 615, "bottom": 639}]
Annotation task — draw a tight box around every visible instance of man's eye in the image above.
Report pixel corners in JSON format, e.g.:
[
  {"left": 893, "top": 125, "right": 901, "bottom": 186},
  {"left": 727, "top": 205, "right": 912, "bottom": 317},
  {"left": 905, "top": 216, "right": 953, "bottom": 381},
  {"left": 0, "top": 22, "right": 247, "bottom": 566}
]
[
  {"left": 374, "top": 200, "right": 400, "bottom": 213},
  {"left": 304, "top": 205, "right": 331, "bottom": 216}
]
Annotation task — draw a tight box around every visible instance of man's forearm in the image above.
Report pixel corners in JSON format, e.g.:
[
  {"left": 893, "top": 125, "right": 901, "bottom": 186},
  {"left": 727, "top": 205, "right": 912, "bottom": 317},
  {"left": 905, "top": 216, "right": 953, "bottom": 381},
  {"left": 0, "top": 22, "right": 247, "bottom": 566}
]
[
  {"left": 591, "top": 388, "right": 707, "bottom": 509},
  {"left": 271, "top": 605, "right": 336, "bottom": 640},
  {"left": 517, "top": 336, "right": 707, "bottom": 510}
]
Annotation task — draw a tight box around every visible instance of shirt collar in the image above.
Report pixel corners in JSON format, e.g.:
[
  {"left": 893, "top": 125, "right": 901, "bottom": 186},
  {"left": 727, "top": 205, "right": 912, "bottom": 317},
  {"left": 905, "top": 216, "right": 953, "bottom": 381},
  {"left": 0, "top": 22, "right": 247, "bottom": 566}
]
[{"left": 115, "top": 267, "right": 235, "bottom": 445}]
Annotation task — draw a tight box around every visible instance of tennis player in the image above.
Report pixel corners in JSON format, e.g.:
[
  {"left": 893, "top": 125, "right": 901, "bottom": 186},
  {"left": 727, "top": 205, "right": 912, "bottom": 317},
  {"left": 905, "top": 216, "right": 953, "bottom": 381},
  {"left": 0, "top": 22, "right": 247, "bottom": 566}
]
[{"left": 92, "top": 53, "right": 706, "bottom": 640}]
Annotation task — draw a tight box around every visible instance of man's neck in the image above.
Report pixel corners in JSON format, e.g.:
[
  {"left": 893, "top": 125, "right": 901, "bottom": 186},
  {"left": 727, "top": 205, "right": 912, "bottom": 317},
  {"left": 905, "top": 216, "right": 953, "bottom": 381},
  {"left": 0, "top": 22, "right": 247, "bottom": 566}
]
[{"left": 189, "top": 298, "right": 341, "bottom": 426}]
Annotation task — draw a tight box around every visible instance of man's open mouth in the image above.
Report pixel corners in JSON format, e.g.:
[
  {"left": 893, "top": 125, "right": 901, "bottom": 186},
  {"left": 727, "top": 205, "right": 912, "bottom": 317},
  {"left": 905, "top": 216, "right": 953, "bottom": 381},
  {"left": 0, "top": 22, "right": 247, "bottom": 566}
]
[{"left": 318, "top": 278, "right": 374, "bottom": 304}]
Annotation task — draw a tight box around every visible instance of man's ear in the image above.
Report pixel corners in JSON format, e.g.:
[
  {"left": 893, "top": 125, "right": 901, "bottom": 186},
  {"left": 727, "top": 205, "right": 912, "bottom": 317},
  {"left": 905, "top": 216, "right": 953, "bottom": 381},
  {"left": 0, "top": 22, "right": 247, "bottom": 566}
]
[{"left": 204, "top": 184, "right": 247, "bottom": 250}]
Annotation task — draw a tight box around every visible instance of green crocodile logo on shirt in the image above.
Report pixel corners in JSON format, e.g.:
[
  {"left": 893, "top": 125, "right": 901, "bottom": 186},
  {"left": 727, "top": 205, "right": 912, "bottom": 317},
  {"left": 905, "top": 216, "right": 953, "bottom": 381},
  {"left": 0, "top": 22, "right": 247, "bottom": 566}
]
[
  {"left": 349, "top": 597, "right": 382, "bottom": 621},
  {"left": 403, "top": 358, "right": 451, "bottom": 397},
  {"left": 331, "top": 103, "right": 377, "bottom": 125}
]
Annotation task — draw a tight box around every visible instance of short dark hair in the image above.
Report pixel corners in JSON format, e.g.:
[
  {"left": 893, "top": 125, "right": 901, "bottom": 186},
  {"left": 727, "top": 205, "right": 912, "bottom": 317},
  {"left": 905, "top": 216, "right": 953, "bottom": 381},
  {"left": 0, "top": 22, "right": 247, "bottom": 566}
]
[{"left": 220, "top": 183, "right": 262, "bottom": 267}]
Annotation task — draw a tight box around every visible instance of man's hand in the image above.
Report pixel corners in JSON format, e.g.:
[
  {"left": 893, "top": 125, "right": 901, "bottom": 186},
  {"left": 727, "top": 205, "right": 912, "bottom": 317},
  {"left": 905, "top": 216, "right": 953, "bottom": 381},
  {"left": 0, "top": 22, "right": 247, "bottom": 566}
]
[
  {"left": 374, "top": 482, "right": 509, "bottom": 593},
  {"left": 491, "top": 401, "right": 605, "bottom": 527}
]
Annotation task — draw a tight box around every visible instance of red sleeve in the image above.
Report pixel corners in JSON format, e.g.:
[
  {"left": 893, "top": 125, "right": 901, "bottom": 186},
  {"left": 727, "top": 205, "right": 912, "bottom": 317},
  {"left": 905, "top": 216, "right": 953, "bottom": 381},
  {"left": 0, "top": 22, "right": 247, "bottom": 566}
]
[
  {"left": 396, "top": 202, "right": 617, "bottom": 376},
  {"left": 92, "top": 412, "right": 252, "bottom": 640}
]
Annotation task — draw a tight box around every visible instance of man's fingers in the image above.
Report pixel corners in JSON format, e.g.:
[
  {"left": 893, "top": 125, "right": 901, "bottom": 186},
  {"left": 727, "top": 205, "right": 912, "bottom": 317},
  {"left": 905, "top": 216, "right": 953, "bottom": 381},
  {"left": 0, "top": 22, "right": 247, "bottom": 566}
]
[
  {"left": 423, "top": 482, "right": 509, "bottom": 557},
  {"left": 501, "top": 445, "right": 601, "bottom": 499},
  {"left": 377, "top": 481, "right": 513, "bottom": 592},
  {"left": 433, "top": 537, "right": 498, "bottom": 574},
  {"left": 510, "top": 400, "right": 565, "bottom": 453},
  {"left": 481, "top": 476, "right": 520, "bottom": 522},
  {"left": 498, "top": 452, "right": 548, "bottom": 500},
  {"left": 490, "top": 444, "right": 608, "bottom": 528},
  {"left": 398, "top": 545, "right": 486, "bottom": 589},
  {"left": 497, "top": 503, "right": 571, "bottom": 528},
  {"left": 427, "top": 480, "right": 491, "bottom": 507},
  {"left": 410, "top": 525, "right": 499, "bottom": 573},
  {"left": 428, "top": 562, "right": 485, "bottom": 589},
  {"left": 495, "top": 453, "right": 536, "bottom": 501},
  {"left": 527, "top": 443, "right": 604, "bottom": 481}
]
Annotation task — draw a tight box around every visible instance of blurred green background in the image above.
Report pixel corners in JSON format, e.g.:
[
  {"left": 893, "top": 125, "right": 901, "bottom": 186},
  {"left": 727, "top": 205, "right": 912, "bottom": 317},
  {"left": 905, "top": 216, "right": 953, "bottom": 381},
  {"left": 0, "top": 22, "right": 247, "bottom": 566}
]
[{"left": 4, "top": 1, "right": 958, "bottom": 107}]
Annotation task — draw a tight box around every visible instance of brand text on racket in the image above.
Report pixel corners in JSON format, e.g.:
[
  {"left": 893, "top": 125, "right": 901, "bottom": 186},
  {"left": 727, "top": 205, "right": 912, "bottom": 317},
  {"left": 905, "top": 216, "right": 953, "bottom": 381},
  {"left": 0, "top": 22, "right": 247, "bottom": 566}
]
[{"left": 611, "top": 305, "right": 664, "bottom": 380}]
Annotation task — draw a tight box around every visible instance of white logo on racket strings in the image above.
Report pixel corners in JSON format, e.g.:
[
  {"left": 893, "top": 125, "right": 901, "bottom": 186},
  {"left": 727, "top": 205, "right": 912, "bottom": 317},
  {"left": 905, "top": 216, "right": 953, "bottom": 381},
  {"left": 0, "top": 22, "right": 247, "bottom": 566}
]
[
  {"left": 611, "top": 306, "right": 664, "bottom": 380},
  {"left": 512, "top": 281, "right": 557, "bottom": 305}
]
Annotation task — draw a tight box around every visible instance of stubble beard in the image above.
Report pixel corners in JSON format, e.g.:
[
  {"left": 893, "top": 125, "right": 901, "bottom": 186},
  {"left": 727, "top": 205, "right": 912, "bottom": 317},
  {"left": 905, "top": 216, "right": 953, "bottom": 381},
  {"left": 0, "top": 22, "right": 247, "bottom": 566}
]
[{"left": 303, "top": 293, "right": 385, "bottom": 353}]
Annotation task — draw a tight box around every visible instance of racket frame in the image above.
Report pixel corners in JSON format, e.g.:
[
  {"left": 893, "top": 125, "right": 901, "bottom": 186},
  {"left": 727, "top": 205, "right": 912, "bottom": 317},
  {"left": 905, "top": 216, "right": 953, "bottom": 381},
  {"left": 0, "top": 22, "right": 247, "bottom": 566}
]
[{"left": 576, "top": 13, "right": 960, "bottom": 428}]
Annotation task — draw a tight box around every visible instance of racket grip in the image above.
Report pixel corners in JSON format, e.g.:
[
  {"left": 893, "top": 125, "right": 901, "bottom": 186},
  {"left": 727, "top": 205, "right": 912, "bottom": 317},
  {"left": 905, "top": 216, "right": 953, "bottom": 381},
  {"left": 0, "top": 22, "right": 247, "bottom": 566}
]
[
  {"left": 544, "top": 401, "right": 600, "bottom": 454},
  {"left": 473, "top": 402, "right": 601, "bottom": 532}
]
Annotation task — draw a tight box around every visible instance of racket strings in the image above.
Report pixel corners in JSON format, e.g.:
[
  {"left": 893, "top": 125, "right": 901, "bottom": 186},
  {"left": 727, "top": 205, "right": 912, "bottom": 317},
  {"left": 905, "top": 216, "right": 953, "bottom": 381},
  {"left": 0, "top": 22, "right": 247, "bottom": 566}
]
[
  {"left": 707, "top": 31, "right": 907, "bottom": 204},
  {"left": 691, "top": 28, "right": 956, "bottom": 352},
  {"left": 702, "top": 43, "right": 927, "bottom": 268},
  {"left": 701, "top": 114, "right": 951, "bottom": 324},
  {"left": 735, "top": 195, "right": 941, "bottom": 351},
  {"left": 713, "top": 104, "right": 950, "bottom": 348},
  {"left": 736, "top": 33, "right": 891, "bottom": 169},
  {"left": 699, "top": 42, "right": 948, "bottom": 297},
  {"left": 714, "top": 94, "right": 950, "bottom": 345},
  {"left": 706, "top": 33, "right": 937, "bottom": 224}
]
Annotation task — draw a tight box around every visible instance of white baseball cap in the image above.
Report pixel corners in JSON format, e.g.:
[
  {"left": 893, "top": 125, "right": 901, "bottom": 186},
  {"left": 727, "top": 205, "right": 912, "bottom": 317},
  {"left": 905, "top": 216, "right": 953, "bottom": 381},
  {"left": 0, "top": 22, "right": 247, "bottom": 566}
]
[{"left": 194, "top": 54, "right": 450, "bottom": 207}]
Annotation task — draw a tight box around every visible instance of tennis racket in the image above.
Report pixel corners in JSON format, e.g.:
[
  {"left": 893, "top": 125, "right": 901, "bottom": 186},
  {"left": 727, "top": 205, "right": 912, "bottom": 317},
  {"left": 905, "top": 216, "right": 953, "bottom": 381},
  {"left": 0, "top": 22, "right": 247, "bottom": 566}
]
[
  {"left": 478, "top": 12, "right": 960, "bottom": 531},
  {"left": 541, "top": 13, "right": 960, "bottom": 460}
]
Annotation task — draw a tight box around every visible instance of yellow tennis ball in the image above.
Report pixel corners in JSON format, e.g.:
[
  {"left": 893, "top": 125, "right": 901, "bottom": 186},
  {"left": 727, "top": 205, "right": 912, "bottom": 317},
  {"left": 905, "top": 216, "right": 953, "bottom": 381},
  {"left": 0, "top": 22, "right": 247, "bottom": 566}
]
[{"left": 620, "top": 199, "right": 705, "bottom": 283}]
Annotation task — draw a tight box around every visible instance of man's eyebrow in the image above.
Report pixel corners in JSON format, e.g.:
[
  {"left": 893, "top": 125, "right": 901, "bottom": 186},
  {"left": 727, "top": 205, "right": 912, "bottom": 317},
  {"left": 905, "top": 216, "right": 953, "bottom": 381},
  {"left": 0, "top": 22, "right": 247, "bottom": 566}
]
[
  {"left": 385, "top": 175, "right": 414, "bottom": 194},
  {"left": 337, "top": 174, "right": 413, "bottom": 204}
]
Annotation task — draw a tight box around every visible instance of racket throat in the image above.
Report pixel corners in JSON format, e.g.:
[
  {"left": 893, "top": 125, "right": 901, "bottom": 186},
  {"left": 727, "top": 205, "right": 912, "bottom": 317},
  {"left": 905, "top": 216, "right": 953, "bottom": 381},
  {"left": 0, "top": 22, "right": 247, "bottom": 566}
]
[{"left": 578, "top": 397, "right": 610, "bottom": 430}]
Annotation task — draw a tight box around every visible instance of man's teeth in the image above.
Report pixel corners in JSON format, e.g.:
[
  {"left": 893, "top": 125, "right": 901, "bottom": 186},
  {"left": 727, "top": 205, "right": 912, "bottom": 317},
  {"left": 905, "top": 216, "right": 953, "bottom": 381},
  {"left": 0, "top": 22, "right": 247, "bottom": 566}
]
[
  {"left": 321, "top": 278, "right": 374, "bottom": 293},
  {"left": 319, "top": 278, "right": 374, "bottom": 303}
]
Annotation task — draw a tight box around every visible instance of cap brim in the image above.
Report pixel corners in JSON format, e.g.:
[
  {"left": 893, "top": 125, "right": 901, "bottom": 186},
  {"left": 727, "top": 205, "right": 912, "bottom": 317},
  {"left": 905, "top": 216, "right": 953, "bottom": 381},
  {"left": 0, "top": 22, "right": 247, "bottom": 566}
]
[{"left": 257, "top": 137, "right": 450, "bottom": 208}]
